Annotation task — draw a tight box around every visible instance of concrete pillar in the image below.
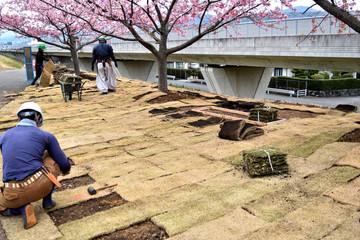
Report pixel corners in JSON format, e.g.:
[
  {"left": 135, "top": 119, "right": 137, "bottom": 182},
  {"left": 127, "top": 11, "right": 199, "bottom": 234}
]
[
  {"left": 117, "top": 60, "right": 157, "bottom": 82},
  {"left": 78, "top": 58, "right": 92, "bottom": 73},
  {"left": 201, "top": 66, "right": 274, "bottom": 99}
]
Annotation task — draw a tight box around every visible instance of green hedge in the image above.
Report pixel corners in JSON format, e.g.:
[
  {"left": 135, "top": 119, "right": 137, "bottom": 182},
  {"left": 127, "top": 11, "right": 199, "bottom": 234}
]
[{"left": 270, "top": 76, "right": 360, "bottom": 91}]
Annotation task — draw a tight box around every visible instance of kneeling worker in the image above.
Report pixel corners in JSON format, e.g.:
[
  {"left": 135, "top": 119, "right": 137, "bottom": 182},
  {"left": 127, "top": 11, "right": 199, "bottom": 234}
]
[{"left": 0, "top": 102, "right": 71, "bottom": 229}]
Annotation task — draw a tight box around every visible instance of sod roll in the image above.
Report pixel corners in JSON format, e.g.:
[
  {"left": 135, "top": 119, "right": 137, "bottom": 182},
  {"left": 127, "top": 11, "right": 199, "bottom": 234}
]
[
  {"left": 243, "top": 148, "right": 288, "bottom": 177},
  {"left": 219, "top": 120, "right": 264, "bottom": 141},
  {"left": 249, "top": 108, "right": 278, "bottom": 123}
]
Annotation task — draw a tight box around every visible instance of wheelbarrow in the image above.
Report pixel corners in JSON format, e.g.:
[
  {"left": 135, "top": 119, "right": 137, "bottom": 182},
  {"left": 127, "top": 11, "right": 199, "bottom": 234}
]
[{"left": 59, "top": 80, "right": 88, "bottom": 102}]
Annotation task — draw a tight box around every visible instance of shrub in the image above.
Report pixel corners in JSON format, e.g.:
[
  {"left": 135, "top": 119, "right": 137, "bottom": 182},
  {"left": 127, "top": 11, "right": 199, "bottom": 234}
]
[
  {"left": 319, "top": 71, "right": 330, "bottom": 79},
  {"left": 310, "top": 74, "right": 325, "bottom": 79},
  {"left": 331, "top": 71, "right": 342, "bottom": 79},
  {"left": 291, "top": 69, "right": 306, "bottom": 78},
  {"left": 305, "top": 70, "right": 319, "bottom": 79},
  {"left": 342, "top": 72, "right": 354, "bottom": 78}
]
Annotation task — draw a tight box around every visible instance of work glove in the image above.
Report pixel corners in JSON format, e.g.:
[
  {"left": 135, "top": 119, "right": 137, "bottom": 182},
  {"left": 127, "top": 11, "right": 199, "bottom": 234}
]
[{"left": 91, "top": 65, "right": 94, "bottom": 71}]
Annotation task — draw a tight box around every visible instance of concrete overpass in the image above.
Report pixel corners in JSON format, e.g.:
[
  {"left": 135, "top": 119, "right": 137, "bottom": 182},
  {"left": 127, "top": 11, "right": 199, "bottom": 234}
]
[{"left": 2, "top": 33, "right": 359, "bottom": 99}]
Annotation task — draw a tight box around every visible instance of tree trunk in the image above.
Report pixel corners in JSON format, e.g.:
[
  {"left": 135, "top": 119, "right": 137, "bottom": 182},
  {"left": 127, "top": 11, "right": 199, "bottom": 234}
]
[
  {"left": 313, "top": 0, "right": 360, "bottom": 34},
  {"left": 70, "top": 47, "right": 80, "bottom": 75},
  {"left": 157, "top": 52, "right": 168, "bottom": 93}
]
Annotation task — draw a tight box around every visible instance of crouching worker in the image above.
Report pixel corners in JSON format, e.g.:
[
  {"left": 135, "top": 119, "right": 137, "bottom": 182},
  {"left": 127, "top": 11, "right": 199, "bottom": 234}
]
[{"left": 0, "top": 102, "right": 71, "bottom": 229}]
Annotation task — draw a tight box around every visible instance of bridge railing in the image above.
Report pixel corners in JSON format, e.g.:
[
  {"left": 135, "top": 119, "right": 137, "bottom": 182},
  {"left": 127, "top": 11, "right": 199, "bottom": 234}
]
[
  {"left": 109, "top": 15, "right": 357, "bottom": 44},
  {"left": 7, "top": 14, "right": 358, "bottom": 50},
  {"left": 167, "top": 15, "right": 357, "bottom": 40}
]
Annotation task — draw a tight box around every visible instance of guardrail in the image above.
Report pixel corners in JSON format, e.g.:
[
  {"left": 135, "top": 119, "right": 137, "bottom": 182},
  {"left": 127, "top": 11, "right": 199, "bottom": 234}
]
[{"left": 167, "top": 15, "right": 357, "bottom": 40}]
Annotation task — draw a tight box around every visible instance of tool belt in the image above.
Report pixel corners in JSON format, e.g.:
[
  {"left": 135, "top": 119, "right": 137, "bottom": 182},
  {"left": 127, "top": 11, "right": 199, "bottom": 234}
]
[
  {"left": 4, "top": 171, "right": 43, "bottom": 188},
  {"left": 96, "top": 59, "right": 111, "bottom": 68}
]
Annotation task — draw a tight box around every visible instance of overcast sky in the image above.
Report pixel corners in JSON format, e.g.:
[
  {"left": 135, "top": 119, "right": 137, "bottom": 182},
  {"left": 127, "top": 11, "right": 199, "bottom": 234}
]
[{"left": 286, "top": 1, "right": 322, "bottom": 10}]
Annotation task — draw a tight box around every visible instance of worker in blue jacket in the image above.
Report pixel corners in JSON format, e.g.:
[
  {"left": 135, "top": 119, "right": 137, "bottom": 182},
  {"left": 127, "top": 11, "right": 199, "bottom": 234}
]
[
  {"left": 0, "top": 102, "right": 71, "bottom": 229},
  {"left": 91, "top": 36, "right": 118, "bottom": 95}
]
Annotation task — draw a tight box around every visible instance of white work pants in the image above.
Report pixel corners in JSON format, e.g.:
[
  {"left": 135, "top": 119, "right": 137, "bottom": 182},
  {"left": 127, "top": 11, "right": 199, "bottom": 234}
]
[{"left": 96, "top": 62, "right": 116, "bottom": 93}]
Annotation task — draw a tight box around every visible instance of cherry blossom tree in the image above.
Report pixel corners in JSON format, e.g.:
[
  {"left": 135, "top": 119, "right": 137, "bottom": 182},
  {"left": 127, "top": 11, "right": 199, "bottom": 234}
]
[
  {"left": 298, "top": 0, "right": 359, "bottom": 35},
  {"left": 40, "top": 0, "right": 297, "bottom": 92},
  {"left": 0, "top": 0, "right": 100, "bottom": 75},
  {"left": 311, "top": 0, "right": 360, "bottom": 34}
]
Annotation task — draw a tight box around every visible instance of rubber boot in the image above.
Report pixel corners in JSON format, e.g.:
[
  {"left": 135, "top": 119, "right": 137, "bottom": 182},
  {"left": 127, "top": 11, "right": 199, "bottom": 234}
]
[
  {"left": 20, "top": 204, "right": 37, "bottom": 229},
  {"left": 42, "top": 189, "right": 56, "bottom": 209},
  {"left": 1, "top": 207, "right": 21, "bottom": 216}
]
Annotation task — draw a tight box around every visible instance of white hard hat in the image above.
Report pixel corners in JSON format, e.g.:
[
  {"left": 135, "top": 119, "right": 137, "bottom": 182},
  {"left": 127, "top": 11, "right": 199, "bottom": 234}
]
[{"left": 17, "top": 102, "right": 44, "bottom": 127}]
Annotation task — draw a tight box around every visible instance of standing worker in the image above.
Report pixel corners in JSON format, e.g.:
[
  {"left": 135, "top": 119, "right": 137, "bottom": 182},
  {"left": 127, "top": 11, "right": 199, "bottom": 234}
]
[
  {"left": 31, "top": 43, "right": 49, "bottom": 85},
  {"left": 91, "top": 36, "right": 118, "bottom": 95},
  {"left": 0, "top": 102, "right": 71, "bottom": 229}
]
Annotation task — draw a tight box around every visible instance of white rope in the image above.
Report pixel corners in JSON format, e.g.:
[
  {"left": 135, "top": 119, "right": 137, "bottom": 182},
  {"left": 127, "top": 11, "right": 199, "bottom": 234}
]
[
  {"left": 261, "top": 149, "right": 274, "bottom": 172},
  {"left": 256, "top": 107, "right": 272, "bottom": 122}
]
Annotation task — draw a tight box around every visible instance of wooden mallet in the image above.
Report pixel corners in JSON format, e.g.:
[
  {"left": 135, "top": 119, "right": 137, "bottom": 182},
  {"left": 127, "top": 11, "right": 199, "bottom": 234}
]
[{"left": 87, "top": 183, "right": 118, "bottom": 195}]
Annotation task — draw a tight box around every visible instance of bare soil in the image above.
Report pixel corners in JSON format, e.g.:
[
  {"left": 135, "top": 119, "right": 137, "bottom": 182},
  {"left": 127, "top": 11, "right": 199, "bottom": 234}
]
[
  {"left": 216, "top": 100, "right": 264, "bottom": 111},
  {"left": 188, "top": 117, "right": 224, "bottom": 127},
  {"left": 276, "top": 109, "right": 322, "bottom": 119},
  {"left": 54, "top": 174, "right": 95, "bottom": 192},
  {"left": 146, "top": 92, "right": 322, "bottom": 121},
  {"left": 337, "top": 128, "right": 360, "bottom": 142},
  {"left": 92, "top": 220, "right": 169, "bottom": 240},
  {"left": 48, "top": 192, "right": 126, "bottom": 226},
  {"left": 147, "top": 91, "right": 205, "bottom": 103},
  {"left": 335, "top": 104, "right": 358, "bottom": 112}
]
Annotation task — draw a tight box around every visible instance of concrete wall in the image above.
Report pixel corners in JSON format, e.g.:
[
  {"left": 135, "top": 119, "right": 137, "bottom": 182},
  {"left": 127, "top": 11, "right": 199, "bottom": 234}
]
[{"left": 1, "top": 50, "right": 25, "bottom": 63}]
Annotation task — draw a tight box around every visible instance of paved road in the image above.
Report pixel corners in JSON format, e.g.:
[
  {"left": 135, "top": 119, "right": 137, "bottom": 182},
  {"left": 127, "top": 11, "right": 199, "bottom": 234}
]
[
  {"left": 0, "top": 69, "right": 27, "bottom": 102},
  {"left": 1, "top": 70, "right": 360, "bottom": 113}
]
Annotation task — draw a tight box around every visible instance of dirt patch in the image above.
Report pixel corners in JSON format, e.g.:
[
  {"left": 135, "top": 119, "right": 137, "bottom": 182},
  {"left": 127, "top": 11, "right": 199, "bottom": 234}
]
[
  {"left": 204, "top": 108, "right": 249, "bottom": 119},
  {"left": 48, "top": 192, "right": 126, "bottom": 226},
  {"left": 149, "top": 106, "right": 204, "bottom": 119},
  {"left": 138, "top": 92, "right": 320, "bottom": 121},
  {"left": 0, "top": 95, "right": 19, "bottom": 110},
  {"left": 78, "top": 72, "right": 97, "bottom": 81},
  {"left": 149, "top": 107, "right": 180, "bottom": 115},
  {"left": 67, "top": 157, "right": 76, "bottom": 165},
  {"left": 54, "top": 174, "right": 95, "bottom": 192},
  {"left": 145, "top": 90, "right": 222, "bottom": 104},
  {"left": 133, "top": 91, "right": 154, "bottom": 101},
  {"left": 167, "top": 110, "right": 203, "bottom": 119},
  {"left": 188, "top": 117, "right": 224, "bottom": 127},
  {"left": 216, "top": 100, "right": 265, "bottom": 111},
  {"left": 147, "top": 91, "right": 203, "bottom": 103},
  {"left": 335, "top": 104, "right": 358, "bottom": 113},
  {"left": 276, "top": 109, "right": 322, "bottom": 119},
  {"left": 337, "top": 128, "right": 360, "bottom": 142},
  {"left": 92, "top": 220, "right": 169, "bottom": 240}
]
